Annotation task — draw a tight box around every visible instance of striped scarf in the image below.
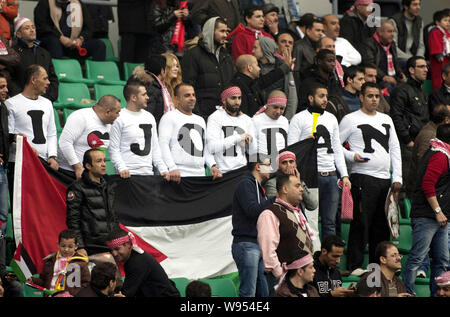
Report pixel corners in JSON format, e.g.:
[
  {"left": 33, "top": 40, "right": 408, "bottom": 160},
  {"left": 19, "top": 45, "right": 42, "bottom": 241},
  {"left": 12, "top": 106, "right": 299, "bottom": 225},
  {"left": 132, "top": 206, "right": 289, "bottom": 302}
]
[
  {"left": 430, "top": 138, "right": 450, "bottom": 167},
  {"left": 373, "top": 32, "right": 395, "bottom": 76}
]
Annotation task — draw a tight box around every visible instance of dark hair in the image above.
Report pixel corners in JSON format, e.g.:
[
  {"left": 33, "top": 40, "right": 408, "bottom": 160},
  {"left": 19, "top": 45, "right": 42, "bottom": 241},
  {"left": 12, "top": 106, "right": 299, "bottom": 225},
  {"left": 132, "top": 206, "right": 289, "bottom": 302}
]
[
  {"left": 356, "top": 280, "right": 381, "bottom": 297},
  {"left": 307, "top": 82, "right": 327, "bottom": 99},
  {"left": 123, "top": 78, "right": 145, "bottom": 101},
  {"left": 402, "top": 0, "right": 420, "bottom": 8},
  {"left": 316, "top": 49, "right": 335, "bottom": 62},
  {"left": 174, "top": 82, "right": 193, "bottom": 97},
  {"left": 58, "top": 229, "right": 78, "bottom": 244},
  {"left": 406, "top": 56, "right": 426, "bottom": 75},
  {"left": 374, "top": 241, "right": 396, "bottom": 264},
  {"left": 215, "top": 17, "right": 227, "bottom": 29},
  {"left": 244, "top": 6, "right": 263, "bottom": 20},
  {"left": 274, "top": 30, "right": 295, "bottom": 43},
  {"left": 185, "top": 280, "right": 212, "bottom": 297},
  {"left": 247, "top": 153, "right": 269, "bottom": 171},
  {"left": 298, "top": 13, "right": 316, "bottom": 27},
  {"left": 82, "top": 148, "right": 104, "bottom": 169},
  {"left": 90, "top": 262, "right": 117, "bottom": 291},
  {"left": 107, "top": 227, "right": 129, "bottom": 242},
  {"left": 344, "top": 66, "right": 365, "bottom": 85},
  {"left": 145, "top": 54, "right": 166, "bottom": 75},
  {"left": 285, "top": 250, "right": 311, "bottom": 279},
  {"left": 306, "top": 17, "right": 324, "bottom": 30},
  {"left": 442, "top": 63, "right": 450, "bottom": 75},
  {"left": 275, "top": 173, "right": 292, "bottom": 194},
  {"left": 436, "top": 123, "right": 450, "bottom": 143},
  {"left": 360, "top": 82, "right": 380, "bottom": 95},
  {"left": 433, "top": 9, "right": 450, "bottom": 24},
  {"left": 24, "top": 64, "right": 43, "bottom": 85},
  {"left": 362, "top": 63, "right": 378, "bottom": 72},
  {"left": 321, "top": 234, "right": 345, "bottom": 252},
  {"left": 431, "top": 105, "right": 450, "bottom": 124}
]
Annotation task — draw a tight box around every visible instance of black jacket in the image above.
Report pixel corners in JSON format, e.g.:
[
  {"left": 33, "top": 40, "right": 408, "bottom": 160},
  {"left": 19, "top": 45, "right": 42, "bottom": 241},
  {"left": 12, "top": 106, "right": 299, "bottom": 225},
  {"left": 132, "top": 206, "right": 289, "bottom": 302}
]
[
  {"left": 230, "top": 63, "right": 290, "bottom": 116},
  {"left": 66, "top": 171, "right": 119, "bottom": 253},
  {"left": 182, "top": 23, "right": 236, "bottom": 120},
  {"left": 231, "top": 172, "right": 276, "bottom": 244},
  {"left": 340, "top": 10, "right": 377, "bottom": 55},
  {"left": 428, "top": 86, "right": 450, "bottom": 114},
  {"left": 293, "top": 36, "right": 317, "bottom": 90},
  {"left": 0, "top": 101, "right": 12, "bottom": 165},
  {"left": 191, "top": 0, "right": 241, "bottom": 31},
  {"left": 411, "top": 149, "right": 450, "bottom": 220},
  {"left": 11, "top": 39, "right": 58, "bottom": 102},
  {"left": 362, "top": 37, "right": 403, "bottom": 83},
  {"left": 312, "top": 251, "right": 343, "bottom": 297},
  {"left": 390, "top": 12, "right": 423, "bottom": 56},
  {"left": 117, "top": 0, "right": 152, "bottom": 35},
  {"left": 390, "top": 77, "right": 429, "bottom": 145},
  {"left": 34, "top": 0, "right": 94, "bottom": 40}
]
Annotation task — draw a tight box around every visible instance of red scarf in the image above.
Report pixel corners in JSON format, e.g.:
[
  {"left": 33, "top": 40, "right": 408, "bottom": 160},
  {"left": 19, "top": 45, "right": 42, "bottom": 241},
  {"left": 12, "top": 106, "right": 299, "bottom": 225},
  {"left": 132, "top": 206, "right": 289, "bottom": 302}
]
[
  {"left": 335, "top": 59, "right": 345, "bottom": 87},
  {"left": 170, "top": 1, "right": 187, "bottom": 52},
  {"left": 373, "top": 32, "right": 395, "bottom": 76},
  {"left": 430, "top": 138, "right": 450, "bottom": 167}
]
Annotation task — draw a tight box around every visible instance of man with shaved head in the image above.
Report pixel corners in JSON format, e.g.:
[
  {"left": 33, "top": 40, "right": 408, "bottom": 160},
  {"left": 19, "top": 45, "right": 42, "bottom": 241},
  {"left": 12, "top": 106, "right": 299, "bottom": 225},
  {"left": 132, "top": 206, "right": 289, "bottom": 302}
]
[
  {"left": 322, "top": 14, "right": 361, "bottom": 67},
  {"left": 59, "top": 94, "right": 121, "bottom": 179},
  {"left": 231, "top": 54, "right": 293, "bottom": 116}
]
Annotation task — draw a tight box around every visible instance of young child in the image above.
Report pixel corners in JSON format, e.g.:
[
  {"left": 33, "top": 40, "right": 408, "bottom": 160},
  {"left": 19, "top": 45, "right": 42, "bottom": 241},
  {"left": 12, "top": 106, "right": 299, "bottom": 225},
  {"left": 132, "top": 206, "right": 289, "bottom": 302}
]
[
  {"left": 428, "top": 9, "right": 450, "bottom": 89},
  {"left": 27, "top": 229, "right": 90, "bottom": 296}
]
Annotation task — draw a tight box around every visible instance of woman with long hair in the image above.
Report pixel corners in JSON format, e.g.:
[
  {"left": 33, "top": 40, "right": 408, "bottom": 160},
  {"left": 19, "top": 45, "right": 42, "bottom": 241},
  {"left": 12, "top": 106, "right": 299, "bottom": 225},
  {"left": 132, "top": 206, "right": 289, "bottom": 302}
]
[{"left": 162, "top": 52, "right": 183, "bottom": 101}]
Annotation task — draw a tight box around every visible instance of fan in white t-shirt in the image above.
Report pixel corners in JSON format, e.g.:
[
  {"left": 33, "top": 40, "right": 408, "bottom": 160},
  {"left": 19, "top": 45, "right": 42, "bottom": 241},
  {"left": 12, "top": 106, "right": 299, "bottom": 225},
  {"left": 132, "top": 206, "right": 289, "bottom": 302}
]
[
  {"left": 58, "top": 95, "right": 122, "bottom": 179},
  {"left": 6, "top": 65, "right": 58, "bottom": 170},
  {"left": 109, "top": 80, "right": 169, "bottom": 179},
  {"left": 252, "top": 90, "right": 289, "bottom": 162},
  {"left": 158, "top": 83, "right": 221, "bottom": 182},
  {"left": 206, "top": 86, "right": 257, "bottom": 174}
]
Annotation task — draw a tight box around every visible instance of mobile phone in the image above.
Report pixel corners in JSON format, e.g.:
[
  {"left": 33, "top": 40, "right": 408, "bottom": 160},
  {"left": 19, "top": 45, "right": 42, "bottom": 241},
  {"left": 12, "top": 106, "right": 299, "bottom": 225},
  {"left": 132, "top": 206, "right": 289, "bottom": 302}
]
[{"left": 361, "top": 157, "right": 370, "bottom": 161}]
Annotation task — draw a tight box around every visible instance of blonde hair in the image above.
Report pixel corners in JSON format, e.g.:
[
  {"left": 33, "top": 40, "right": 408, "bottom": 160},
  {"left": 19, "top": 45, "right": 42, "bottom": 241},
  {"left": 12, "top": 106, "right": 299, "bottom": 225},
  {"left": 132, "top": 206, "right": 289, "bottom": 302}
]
[{"left": 162, "top": 52, "right": 183, "bottom": 100}]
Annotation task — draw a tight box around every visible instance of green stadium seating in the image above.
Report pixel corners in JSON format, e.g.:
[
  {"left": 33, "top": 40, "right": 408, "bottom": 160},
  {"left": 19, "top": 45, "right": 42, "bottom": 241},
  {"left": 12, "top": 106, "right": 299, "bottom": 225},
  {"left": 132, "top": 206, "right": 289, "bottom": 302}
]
[
  {"left": 85, "top": 60, "right": 126, "bottom": 86},
  {"left": 94, "top": 84, "right": 126, "bottom": 108},
  {"left": 63, "top": 108, "right": 75, "bottom": 124},
  {"left": 54, "top": 109, "right": 62, "bottom": 134},
  {"left": 423, "top": 79, "right": 433, "bottom": 94},
  {"left": 99, "top": 38, "right": 120, "bottom": 63},
  {"left": 123, "top": 62, "right": 143, "bottom": 80},
  {"left": 414, "top": 277, "right": 431, "bottom": 297},
  {"left": 53, "top": 82, "right": 95, "bottom": 110},
  {"left": 392, "top": 224, "right": 413, "bottom": 254},
  {"left": 198, "top": 278, "right": 238, "bottom": 297},
  {"left": 106, "top": 160, "right": 116, "bottom": 175},
  {"left": 171, "top": 277, "right": 190, "bottom": 297},
  {"left": 52, "top": 58, "right": 95, "bottom": 85}
]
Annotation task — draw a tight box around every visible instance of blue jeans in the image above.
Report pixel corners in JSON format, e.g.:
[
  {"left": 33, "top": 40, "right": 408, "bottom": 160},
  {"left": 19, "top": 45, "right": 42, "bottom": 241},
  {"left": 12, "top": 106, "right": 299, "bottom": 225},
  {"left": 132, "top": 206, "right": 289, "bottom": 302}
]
[
  {"left": 403, "top": 218, "right": 449, "bottom": 297},
  {"left": 0, "top": 166, "right": 8, "bottom": 234},
  {"left": 318, "top": 174, "right": 340, "bottom": 240},
  {"left": 232, "top": 241, "right": 269, "bottom": 297}
]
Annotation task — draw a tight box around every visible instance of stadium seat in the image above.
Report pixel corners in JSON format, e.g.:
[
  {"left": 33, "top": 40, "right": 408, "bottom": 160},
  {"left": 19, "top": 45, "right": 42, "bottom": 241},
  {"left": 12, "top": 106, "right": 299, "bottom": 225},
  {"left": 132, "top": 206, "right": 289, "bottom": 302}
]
[
  {"left": 392, "top": 224, "right": 413, "bottom": 254},
  {"left": 171, "top": 277, "right": 190, "bottom": 297},
  {"left": 99, "top": 38, "right": 120, "bottom": 63},
  {"left": 414, "top": 277, "right": 431, "bottom": 297},
  {"left": 341, "top": 222, "right": 350, "bottom": 250},
  {"left": 123, "top": 62, "right": 143, "bottom": 80},
  {"left": 53, "top": 82, "right": 96, "bottom": 110},
  {"left": 52, "top": 58, "right": 95, "bottom": 85},
  {"left": 63, "top": 108, "right": 75, "bottom": 124},
  {"left": 198, "top": 278, "right": 238, "bottom": 297},
  {"left": 54, "top": 109, "right": 62, "bottom": 133},
  {"left": 85, "top": 60, "right": 126, "bottom": 86},
  {"left": 423, "top": 79, "right": 433, "bottom": 94},
  {"left": 94, "top": 84, "right": 126, "bottom": 108},
  {"left": 106, "top": 160, "right": 116, "bottom": 175}
]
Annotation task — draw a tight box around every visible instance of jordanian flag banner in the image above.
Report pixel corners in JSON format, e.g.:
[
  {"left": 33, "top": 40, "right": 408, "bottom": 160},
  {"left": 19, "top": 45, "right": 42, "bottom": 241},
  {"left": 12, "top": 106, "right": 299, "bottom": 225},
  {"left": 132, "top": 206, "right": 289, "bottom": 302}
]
[
  {"left": 10, "top": 242, "right": 37, "bottom": 282},
  {"left": 13, "top": 136, "right": 317, "bottom": 279}
]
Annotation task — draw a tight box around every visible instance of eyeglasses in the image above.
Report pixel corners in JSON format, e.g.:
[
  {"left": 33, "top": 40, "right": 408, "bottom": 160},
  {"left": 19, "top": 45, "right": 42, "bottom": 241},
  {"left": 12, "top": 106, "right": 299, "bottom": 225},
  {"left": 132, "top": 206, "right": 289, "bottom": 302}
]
[{"left": 385, "top": 253, "right": 403, "bottom": 259}]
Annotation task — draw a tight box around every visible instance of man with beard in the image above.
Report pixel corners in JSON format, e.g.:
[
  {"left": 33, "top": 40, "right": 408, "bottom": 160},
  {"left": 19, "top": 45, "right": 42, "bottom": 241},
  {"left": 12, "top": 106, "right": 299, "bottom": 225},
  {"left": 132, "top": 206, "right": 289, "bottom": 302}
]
[
  {"left": 206, "top": 86, "right": 256, "bottom": 174},
  {"left": 288, "top": 82, "right": 350, "bottom": 241},
  {"left": 182, "top": 17, "right": 236, "bottom": 120}
]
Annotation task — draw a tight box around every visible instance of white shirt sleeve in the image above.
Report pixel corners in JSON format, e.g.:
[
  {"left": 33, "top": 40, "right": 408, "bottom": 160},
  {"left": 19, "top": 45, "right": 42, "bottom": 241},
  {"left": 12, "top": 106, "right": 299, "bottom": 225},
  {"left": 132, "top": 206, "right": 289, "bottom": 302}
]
[
  {"left": 158, "top": 113, "right": 177, "bottom": 172},
  {"left": 339, "top": 115, "right": 357, "bottom": 163},
  {"left": 59, "top": 112, "right": 86, "bottom": 167},
  {"left": 336, "top": 37, "right": 362, "bottom": 67},
  {"left": 388, "top": 117, "right": 403, "bottom": 184},
  {"left": 331, "top": 117, "right": 348, "bottom": 177},
  {"left": 287, "top": 114, "right": 302, "bottom": 146},
  {"left": 46, "top": 104, "right": 58, "bottom": 158},
  {"left": 151, "top": 124, "right": 168, "bottom": 174},
  {"left": 108, "top": 118, "right": 127, "bottom": 173}
]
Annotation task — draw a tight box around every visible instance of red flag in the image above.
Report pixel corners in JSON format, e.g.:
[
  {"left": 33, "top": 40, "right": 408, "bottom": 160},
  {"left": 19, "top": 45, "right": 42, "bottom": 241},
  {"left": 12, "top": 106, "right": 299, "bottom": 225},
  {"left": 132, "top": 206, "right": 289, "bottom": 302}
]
[{"left": 170, "top": 1, "right": 187, "bottom": 52}]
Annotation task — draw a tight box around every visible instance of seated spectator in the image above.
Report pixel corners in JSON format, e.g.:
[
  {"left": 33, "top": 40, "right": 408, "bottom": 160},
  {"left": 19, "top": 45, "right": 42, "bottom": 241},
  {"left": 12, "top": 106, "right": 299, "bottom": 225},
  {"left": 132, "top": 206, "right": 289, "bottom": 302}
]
[
  {"left": 341, "top": 66, "right": 365, "bottom": 112},
  {"left": 191, "top": 0, "right": 241, "bottom": 32},
  {"left": 362, "top": 19, "right": 405, "bottom": 93},
  {"left": 34, "top": 0, "right": 106, "bottom": 61},
  {"left": 339, "top": 0, "right": 377, "bottom": 55},
  {"left": 389, "top": 0, "right": 425, "bottom": 72},
  {"left": 162, "top": 53, "right": 183, "bottom": 102},
  {"left": 230, "top": 54, "right": 292, "bottom": 116},
  {"left": 0, "top": 32, "right": 19, "bottom": 86},
  {"left": 76, "top": 262, "right": 121, "bottom": 297},
  {"left": 312, "top": 235, "right": 355, "bottom": 297},
  {"left": 428, "top": 63, "right": 450, "bottom": 114},
  {"left": 436, "top": 271, "right": 450, "bottom": 297},
  {"left": 131, "top": 55, "right": 174, "bottom": 126},
  {"left": 182, "top": 17, "right": 236, "bottom": 120},
  {"left": 0, "top": 0, "right": 17, "bottom": 43},
  {"left": 275, "top": 250, "right": 319, "bottom": 297},
  {"left": 355, "top": 283, "right": 381, "bottom": 297},
  {"left": 107, "top": 228, "right": 180, "bottom": 297},
  {"left": 288, "top": 13, "right": 316, "bottom": 41},
  {"left": 323, "top": 14, "right": 361, "bottom": 67},
  {"left": 0, "top": 226, "right": 22, "bottom": 297},
  {"left": 428, "top": 9, "right": 450, "bottom": 90},
  {"left": 185, "top": 280, "right": 212, "bottom": 297},
  {"left": 356, "top": 241, "right": 412, "bottom": 297},
  {"left": 293, "top": 17, "right": 325, "bottom": 89},
  {"left": 149, "top": 0, "right": 190, "bottom": 54},
  {"left": 362, "top": 63, "right": 391, "bottom": 114},
  {"left": 262, "top": 3, "right": 279, "bottom": 38},
  {"left": 232, "top": 5, "right": 273, "bottom": 61},
  {"left": 10, "top": 18, "right": 58, "bottom": 102},
  {"left": 27, "top": 229, "right": 90, "bottom": 297},
  {"left": 206, "top": 86, "right": 255, "bottom": 174}
]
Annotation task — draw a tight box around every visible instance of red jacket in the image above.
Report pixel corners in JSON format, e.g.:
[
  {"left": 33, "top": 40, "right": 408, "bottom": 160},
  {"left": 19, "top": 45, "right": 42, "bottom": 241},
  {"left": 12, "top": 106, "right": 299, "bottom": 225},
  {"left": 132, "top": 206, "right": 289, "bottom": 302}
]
[
  {"left": 0, "top": 1, "right": 18, "bottom": 41},
  {"left": 231, "top": 27, "right": 273, "bottom": 61}
]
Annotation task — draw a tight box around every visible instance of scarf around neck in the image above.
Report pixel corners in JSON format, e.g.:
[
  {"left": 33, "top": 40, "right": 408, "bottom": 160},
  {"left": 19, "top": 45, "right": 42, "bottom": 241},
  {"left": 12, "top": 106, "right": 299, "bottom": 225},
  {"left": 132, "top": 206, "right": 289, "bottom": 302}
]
[
  {"left": 436, "top": 26, "right": 450, "bottom": 57},
  {"left": 430, "top": 138, "right": 450, "bottom": 167},
  {"left": 373, "top": 32, "right": 395, "bottom": 76},
  {"left": 149, "top": 72, "right": 175, "bottom": 113}
]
